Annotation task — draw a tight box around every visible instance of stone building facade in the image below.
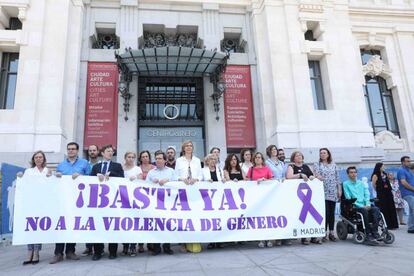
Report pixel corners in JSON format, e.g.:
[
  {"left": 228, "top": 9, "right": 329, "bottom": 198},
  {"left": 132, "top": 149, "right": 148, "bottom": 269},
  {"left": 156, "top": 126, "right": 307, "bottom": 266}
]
[{"left": 1, "top": 0, "right": 414, "bottom": 169}]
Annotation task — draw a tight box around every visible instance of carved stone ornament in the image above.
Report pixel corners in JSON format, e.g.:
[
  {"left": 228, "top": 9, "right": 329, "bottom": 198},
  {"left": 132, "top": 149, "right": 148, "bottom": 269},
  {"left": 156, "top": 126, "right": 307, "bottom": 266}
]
[
  {"left": 143, "top": 32, "right": 198, "bottom": 48},
  {"left": 374, "top": 130, "right": 405, "bottom": 151},
  {"left": 362, "top": 55, "right": 387, "bottom": 78},
  {"left": 92, "top": 33, "right": 120, "bottom": 49}
]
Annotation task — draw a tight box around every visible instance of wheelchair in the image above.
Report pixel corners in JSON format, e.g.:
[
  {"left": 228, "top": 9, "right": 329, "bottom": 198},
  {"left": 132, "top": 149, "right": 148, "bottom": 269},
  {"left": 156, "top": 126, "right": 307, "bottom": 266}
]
[{"left": 336, "top": 196, "right": 395, "bottom": 245}]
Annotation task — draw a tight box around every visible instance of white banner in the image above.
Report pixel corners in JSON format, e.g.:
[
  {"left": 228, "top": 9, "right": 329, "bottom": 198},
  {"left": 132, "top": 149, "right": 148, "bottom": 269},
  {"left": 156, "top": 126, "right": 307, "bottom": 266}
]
[{"left": 13, "top": 176, "right": 326, "bottom": 244}]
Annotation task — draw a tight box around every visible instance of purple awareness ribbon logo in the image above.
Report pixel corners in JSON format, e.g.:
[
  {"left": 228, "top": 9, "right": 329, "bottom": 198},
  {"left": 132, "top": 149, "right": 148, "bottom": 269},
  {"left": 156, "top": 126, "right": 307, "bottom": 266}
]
[{"left": 297, "top": 182, "right": 323, "bottom": 225}]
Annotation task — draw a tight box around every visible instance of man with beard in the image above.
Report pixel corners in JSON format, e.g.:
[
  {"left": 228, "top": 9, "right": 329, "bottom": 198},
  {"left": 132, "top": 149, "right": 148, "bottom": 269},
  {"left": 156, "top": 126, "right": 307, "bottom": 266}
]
[
  {"left": 165, "top": 146, "right": 176, "bottom": 169},
  {"left": 82, "top": 144, "right": 100, "bottom": 256},
  {"left": 277, "top": 148, "right": 286, "bottom": 163}
]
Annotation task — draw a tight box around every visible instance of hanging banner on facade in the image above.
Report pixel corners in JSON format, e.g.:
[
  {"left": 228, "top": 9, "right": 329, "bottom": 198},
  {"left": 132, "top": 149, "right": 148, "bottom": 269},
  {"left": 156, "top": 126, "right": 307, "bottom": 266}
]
[
  {"left": 13, "top": 176, "right": 325, "bottom": 244},
  {"left": 83, "top": 62, "right": 118, "bottom": 149},
  {"left": 224, "top": 65, "right": 256, "bottom": 148},
  {"left": 1, "top": 163, "right": 25, "bottom": 238}
]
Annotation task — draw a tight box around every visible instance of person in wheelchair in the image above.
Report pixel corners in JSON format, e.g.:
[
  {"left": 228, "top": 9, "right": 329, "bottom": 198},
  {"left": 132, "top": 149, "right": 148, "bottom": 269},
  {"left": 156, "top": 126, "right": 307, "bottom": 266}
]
[{"left": 343, "top": 166, "right": 382, "bottom": 245}]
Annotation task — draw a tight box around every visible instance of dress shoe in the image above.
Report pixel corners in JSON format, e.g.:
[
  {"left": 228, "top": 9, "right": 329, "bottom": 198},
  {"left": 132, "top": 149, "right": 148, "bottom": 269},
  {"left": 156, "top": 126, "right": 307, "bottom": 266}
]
[
  {"left": 108, "top": 254, "right": 117, "bottom": 259},
  {"left": 151, "top": 250, "right": 161, "bottom": 256},
  {"left": 328, "top": 233, "right": 337, "bottom": 242},
  {"left": 301, "top": 238, "right": 310, "bottom": 245},
  {"left": 31, "top": 259, "right": 39, "bottom": 265},
  {"left": 82, "top": 249, "right": 92, "bottom": 256},
  {"left": 310, "top": 238, "right": 322, "bottom": 244},
  {"left": 92, "top": 254, "right": 102, "bottom": 261},
  {"left": 22, "top": 260, "right": 32, "bottom": 265},
  {"left": 66, "top": 252, "right": 80, "bottom": 260},
  {"left": 163, "top": 248, "right": 174, "bottom": 255},
  {"left": 408, "top": 229, "right": 414, "bottom": 233},
  {"left": 49, "top": 254, "right": 63, "bottom": 264}
]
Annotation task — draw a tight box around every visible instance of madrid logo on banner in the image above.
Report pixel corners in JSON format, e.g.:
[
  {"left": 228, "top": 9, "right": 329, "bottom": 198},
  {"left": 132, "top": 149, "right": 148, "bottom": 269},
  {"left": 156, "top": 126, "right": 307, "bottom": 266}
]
[{"left": 13, "top": 176, "right": 325, "bottom": 244}]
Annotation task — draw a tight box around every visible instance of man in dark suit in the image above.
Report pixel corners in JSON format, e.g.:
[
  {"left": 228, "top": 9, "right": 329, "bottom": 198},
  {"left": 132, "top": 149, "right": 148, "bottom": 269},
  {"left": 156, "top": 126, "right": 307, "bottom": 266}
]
[{"left": 90, "top": 144, "right": 124, "bottom": 260}]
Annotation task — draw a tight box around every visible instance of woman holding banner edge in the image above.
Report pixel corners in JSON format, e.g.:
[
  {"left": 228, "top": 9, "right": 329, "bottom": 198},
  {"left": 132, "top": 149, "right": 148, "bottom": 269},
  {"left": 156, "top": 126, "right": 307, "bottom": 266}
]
[
  {"left": 17, "top": 150, "right": 51, "bottom": 265},
  {"left": 175, "top": 140, "right": 203, "bottom": 253},
  {"left": 313, "top": 148, "right": 341, "bottom": 242},
  {"left": 286, "top": 150, "right": 322, "bottom": 245},
  {"left": 246, "top": 152, "right": 274, "bottom": 248}
]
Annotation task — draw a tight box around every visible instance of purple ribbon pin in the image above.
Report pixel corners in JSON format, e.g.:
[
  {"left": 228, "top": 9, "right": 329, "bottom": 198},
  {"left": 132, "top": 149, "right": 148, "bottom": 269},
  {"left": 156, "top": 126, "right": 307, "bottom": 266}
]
[{"left": 297, "top": 182, "right": 323, "bottom": 225}]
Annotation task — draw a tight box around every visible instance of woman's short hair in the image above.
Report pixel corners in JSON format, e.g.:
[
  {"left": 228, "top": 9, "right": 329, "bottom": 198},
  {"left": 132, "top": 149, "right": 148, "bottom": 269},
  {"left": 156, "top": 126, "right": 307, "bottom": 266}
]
[
  {"left": 204, "top": 154, "right": 217, "bottom": 166},
  {"left": 124, "top": 151, "right": 136, "bottom": 160},
  {"left": 319, "top": 147, "right": 332, "bottom": 163},
  {"left": 181, "top": 140, "right": 194, "bottom": 155},
  {"left": 30, "top": 150, "right": 47, "bottom": 168},
  {"left": 290, "top": 151, "right": 304, "bottom": 163},
  {"left": 265, "top": 145, "right": 277, "bottom": 158},
  {"left": 253, "top": 152, "right": 265, "bottom": 166}
]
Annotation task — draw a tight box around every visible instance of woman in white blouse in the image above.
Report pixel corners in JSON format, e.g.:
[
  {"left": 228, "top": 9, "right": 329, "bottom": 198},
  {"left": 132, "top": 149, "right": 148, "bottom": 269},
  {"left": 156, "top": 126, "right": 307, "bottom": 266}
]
[
  {"left": 175, "top": 140, "right": 202, "bottom": 253},
  {"left": 123, "top": 152, "right": 143, "bottom": 181},
  {"left": 17, "top": 151, "right": 51, "bottom": 265},
  {"left": 175, "top": 140, "right": 202, "bottom": 185},
  {"left": 201, "top": 154, "right": 224, "bottom": 182},
  {"left": 122, "top": 151, "right": 143, "bottom": 256},
  {"left": 239, "top": 148, "right": 253, "bottom": 176}
]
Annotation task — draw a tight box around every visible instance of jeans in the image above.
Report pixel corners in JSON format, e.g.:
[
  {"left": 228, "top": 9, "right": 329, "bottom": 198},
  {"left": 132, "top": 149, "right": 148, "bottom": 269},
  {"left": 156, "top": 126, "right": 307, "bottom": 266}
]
[
  {"left": 355, "top": 206, "right": 381, "bottom": 235},
  {"left": 403, "top": 195, "right": 414, "bottom": 231}
]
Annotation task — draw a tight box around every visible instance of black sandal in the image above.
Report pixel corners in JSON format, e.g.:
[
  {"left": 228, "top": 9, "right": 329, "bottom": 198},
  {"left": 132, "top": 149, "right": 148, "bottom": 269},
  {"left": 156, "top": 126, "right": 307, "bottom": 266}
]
[
  {"left": 22, "top": 260, "right": 32, "bottom": 265},
  {"left": 207, "top": 243, "right": 215, "bottom": 249},
  {"left": 328, "top": 233, "right": 337, "bottom": 242}
]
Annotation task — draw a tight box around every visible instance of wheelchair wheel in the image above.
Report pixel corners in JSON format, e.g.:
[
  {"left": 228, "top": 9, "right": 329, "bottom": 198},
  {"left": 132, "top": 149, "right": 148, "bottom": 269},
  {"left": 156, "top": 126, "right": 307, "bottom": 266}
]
[
  {"left": 336, "top": 221, "right": 348, "bottom": 240},
  {"left": 353, "top": 231, "right": 366, "bottom": 244},
  {"left": 383, "top": 232, "right": 395, "bottom": 244}
]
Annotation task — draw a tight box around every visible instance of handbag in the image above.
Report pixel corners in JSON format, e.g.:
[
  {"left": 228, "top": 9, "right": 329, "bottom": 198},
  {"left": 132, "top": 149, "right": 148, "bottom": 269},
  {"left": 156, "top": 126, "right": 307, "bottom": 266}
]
[{"left": 185, "top": 243, "right": 202, "bottom": 253}]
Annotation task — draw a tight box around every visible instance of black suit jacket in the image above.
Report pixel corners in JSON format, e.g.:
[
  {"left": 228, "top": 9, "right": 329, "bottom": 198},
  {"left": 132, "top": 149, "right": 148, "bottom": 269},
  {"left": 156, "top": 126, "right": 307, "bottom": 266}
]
[{"left": 90, "top": 161, "right": 124, "bottom": 178}]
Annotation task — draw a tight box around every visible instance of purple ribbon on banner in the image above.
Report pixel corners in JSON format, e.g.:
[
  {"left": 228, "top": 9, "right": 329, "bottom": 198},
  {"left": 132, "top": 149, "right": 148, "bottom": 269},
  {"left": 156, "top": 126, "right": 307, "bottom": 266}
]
[{"left": 297, "top": 182, "right": 323, "bottom": 225}]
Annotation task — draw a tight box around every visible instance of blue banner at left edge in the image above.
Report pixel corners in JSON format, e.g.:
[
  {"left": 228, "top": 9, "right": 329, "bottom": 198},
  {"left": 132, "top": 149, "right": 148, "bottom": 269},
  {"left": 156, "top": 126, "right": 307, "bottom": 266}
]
[{"left": 1, "top": 163, "right": 25, "bottom": 238}]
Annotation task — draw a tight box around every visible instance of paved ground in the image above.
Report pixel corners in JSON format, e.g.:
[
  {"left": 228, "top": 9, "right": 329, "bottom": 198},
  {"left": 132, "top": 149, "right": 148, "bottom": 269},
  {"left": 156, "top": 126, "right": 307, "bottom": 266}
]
[{"left": 0, "top": 225, "right": 413, "bottom": 276}]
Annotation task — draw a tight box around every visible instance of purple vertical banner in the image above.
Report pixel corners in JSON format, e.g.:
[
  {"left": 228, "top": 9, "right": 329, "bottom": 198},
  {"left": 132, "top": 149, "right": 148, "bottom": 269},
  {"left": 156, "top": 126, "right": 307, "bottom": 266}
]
[{"left": 1, "top": 163, "right": 24, "bottom": 238}]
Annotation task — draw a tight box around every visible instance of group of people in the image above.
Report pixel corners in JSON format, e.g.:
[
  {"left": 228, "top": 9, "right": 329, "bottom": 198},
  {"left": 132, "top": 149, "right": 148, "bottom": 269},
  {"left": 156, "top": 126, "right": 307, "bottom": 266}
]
[{"left": 17, "top": 140, "right": 413, "bottom": 264}]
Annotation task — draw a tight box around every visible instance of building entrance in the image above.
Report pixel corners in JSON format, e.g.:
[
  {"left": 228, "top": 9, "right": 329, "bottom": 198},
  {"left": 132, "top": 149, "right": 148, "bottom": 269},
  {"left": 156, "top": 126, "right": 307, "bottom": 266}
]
[{"left": 137, "top": 77, "right": 205, "bottom": 157}]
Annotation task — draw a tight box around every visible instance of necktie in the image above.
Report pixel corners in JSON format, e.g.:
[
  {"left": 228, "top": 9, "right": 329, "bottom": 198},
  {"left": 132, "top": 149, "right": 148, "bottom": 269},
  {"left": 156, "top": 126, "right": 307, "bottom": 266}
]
[
  {"left": 187, "top": 162, "right": 192, "bottom": 179},
  {"left": 102, "top": 161, "right": 108, "bottom": 174}
]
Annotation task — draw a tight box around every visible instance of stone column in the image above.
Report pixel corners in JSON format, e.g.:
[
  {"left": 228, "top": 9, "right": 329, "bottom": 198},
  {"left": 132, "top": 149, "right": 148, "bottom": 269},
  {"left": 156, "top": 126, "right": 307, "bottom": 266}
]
[
  {"left": 201, "top": 3, "right": 221, "bottom": 50},
  {"left": 201, "top": 3, "right": 227, "bottom": 158},
  {"left": 120, "top": 0, "right": 139, "bottom": 49}
]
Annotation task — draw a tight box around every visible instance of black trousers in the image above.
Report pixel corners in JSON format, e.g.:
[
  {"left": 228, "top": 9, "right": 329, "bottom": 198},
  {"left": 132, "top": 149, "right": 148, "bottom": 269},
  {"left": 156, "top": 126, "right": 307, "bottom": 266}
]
[
  {"left": 152, "top": 243, "right": 171, "bottom": 253},
  {"left": 54, "top": 243, "right": 76, "bottom": 255},
  {"left": 356, "top": 206, "right": 381, "bottom": 235},
  {"left": 93, "top": 243, "right": 118, "bottom": 255},
  {"left": 86, "top": 243, "right": 92, "bottom": 250},
  {"left": 325, "top": 200, "right": 336, "bottom": 231},
  {"left": 122, "top": 243, "right": 136, "bottom": 250}
]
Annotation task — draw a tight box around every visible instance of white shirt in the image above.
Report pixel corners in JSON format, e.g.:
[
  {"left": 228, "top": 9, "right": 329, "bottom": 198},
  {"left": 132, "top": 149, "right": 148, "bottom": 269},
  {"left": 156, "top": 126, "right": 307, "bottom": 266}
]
[
  {"left": 124, "top": 165, "right": 142, "bottom": 179},
  {"left": 24, "top": 166, "right": 48, "bottom": 176},
  {"left": 201, "top": 167, "right": 223, "bottom": 182},
  {"left": 175, "top": 156, "right": 203, "bottom": 180},
  {"left": 240, "top": 162, "right": 253, "bottom": 176}
]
